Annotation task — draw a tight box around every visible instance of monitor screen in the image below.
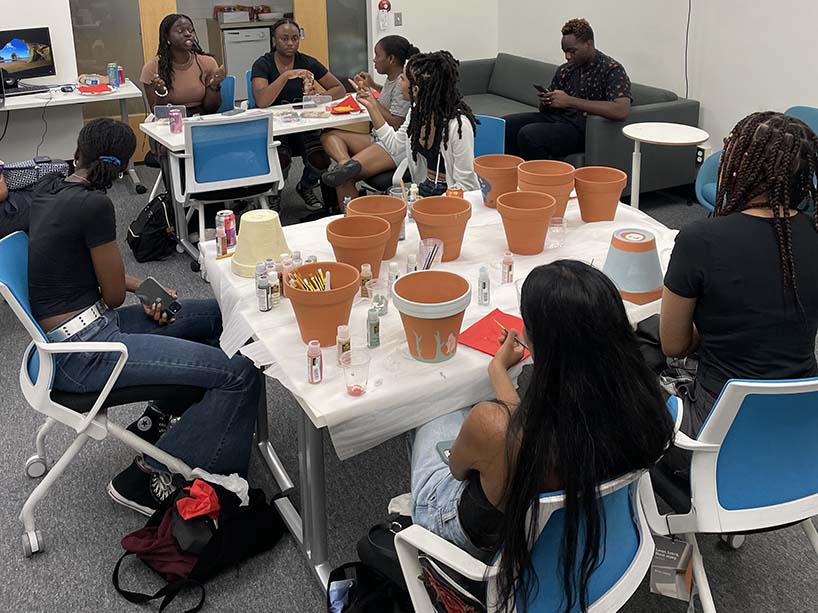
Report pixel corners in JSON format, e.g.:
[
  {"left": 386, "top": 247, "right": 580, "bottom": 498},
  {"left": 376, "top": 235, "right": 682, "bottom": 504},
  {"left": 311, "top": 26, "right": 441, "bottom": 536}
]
[{"left": 0, "top": 27, "right": 56, "bottom": 80}]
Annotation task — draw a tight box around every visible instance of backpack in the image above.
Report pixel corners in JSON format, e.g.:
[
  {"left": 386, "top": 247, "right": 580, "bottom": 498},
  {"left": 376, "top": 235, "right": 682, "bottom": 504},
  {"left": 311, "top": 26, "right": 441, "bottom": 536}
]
[{"left": 127, "top": 193, "right": 178, "bottom": 262}]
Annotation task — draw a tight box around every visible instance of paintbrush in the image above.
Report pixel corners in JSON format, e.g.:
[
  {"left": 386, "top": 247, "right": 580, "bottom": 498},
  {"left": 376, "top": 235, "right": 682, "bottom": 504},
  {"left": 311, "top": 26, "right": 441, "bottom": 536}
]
[
  {"left": 493, "top": 319, "right": 529, "bottom": 351},
  {"left": 399, "top": 177, "right": 408, "bottom": 203}
]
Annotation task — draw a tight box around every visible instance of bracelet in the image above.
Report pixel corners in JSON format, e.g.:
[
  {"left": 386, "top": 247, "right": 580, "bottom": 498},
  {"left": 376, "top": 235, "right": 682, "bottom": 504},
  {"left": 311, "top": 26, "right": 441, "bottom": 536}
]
[{"left": 155, "top": 88, "right": 169, "bottom": 98}]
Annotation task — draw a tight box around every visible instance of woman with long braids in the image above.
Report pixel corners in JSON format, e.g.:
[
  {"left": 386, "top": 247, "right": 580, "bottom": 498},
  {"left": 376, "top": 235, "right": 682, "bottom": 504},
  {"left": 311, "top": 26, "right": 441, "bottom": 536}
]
[
  {"left": 328, "top": 50, "right": 480, "bottom": 203},
  {"left": 410, "top": 261, "right": 673, "bottom": 612},
  {"left": 141, "top": 14, "right": 224, "bottom": 114},
  {"left": 661, "top": 111, "right": 818, "bottom": 472},
  {"left": 28, "top": 119, "right": 259, "bottom": 515}
]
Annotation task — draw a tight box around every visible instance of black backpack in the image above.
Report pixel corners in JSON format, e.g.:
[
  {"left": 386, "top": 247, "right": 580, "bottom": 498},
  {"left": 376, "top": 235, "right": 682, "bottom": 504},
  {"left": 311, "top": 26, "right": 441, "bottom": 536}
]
[{"left": 127, "top": 193, "right": 178, "bottom": 262}]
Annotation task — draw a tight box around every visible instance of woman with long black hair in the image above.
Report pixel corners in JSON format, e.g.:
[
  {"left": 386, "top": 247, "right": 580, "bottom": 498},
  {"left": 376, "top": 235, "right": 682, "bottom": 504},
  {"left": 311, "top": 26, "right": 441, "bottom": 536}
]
[
  {"left": 141, "top": 14, "right": 224, "bottom": 114},
  {"left": 410, "top": 260, "right": 673, "bottom": 612}
]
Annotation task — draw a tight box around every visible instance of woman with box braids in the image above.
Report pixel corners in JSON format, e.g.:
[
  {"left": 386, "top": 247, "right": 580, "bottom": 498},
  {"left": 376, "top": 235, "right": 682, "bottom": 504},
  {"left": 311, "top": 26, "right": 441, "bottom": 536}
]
[{"left": 660, "top": 110, "right": 818, "bottom": 477}]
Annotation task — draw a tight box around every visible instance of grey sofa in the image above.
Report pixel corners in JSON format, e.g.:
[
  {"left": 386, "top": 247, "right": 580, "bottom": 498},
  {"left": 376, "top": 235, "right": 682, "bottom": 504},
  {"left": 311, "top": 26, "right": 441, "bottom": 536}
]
[{"left": 460, "top": 53, "right": 701, "bottom": 196}]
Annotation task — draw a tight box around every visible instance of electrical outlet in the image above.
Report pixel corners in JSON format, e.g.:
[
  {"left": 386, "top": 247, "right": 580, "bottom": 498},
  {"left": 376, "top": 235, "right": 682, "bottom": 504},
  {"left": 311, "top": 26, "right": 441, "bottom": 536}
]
[
  {"left": 696, "top": 146, "right": 705, "bottom": 165},
  {"left": 696, "top": 143, "right": 712, "bottom": 166},
  {"left": 394, "top": 12, "right": 403, "bottom": 26}
]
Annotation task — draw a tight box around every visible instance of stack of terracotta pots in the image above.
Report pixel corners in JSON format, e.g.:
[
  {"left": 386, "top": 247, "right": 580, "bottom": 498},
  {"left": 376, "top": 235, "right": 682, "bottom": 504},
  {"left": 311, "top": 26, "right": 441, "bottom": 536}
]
[
  {"left": 345, "top": 195, "right": 407, "bottom": 260},
  {"left": 517, "top": 160, "right": 576, "bottom": 218}
]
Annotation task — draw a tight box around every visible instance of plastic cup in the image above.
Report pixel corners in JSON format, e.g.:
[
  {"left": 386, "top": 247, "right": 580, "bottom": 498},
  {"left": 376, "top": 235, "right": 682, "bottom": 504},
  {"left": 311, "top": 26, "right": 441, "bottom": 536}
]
[
  {"left": 388, "top": 186, "right": 407, "bottom": 203},
  {"left": 417, "top": 238, "right": 444, "bottom": 270},
  {"left": 341, "top": 349, "right": 371, "bottom": 397},
  {"left": 366, "top": 279, "right": 389, "bottom": 315},
  {"left": 545, "top": 217, "right": 567, "bottom": 249}
]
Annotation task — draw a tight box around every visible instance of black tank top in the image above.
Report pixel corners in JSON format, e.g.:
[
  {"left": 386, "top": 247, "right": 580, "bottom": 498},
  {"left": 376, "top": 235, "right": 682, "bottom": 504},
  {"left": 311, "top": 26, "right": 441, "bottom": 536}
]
[{"left": 458, "top": 471, "right": 504, "bottom": 552}]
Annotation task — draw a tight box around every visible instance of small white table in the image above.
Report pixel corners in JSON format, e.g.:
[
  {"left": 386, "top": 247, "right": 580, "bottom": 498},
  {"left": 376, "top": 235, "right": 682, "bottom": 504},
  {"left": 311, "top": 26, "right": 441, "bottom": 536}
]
[
  {"left": 3, "top": 80, "right": 147, "bottom": 192},
  {"left": 622, "top": 122, "right": 709, "bottom": 210}
]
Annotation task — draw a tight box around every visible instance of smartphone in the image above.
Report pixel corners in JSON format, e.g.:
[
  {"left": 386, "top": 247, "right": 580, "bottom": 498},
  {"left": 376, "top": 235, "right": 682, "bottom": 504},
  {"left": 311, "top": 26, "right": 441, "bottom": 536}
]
[
  {"left": 436, "top": 440, "right": 455, "bottom": 465},
  {"left": 222, "top": 108, "right": 245, "bottom": 116},
  {"left": 135, "top": 277, "right": 182, "bottom": 317},
  {"left": 533, "top": 83, "right": 549, "bottom": 94},
  {"left": 153, "top": 104, "right": 187, "bottom": 120}
]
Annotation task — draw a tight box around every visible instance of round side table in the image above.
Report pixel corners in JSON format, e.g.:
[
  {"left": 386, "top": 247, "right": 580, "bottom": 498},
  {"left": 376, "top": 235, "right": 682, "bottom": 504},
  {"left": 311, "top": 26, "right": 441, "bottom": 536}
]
[{"left": 622, "top": 122, "right": 710, "bottom": 210}]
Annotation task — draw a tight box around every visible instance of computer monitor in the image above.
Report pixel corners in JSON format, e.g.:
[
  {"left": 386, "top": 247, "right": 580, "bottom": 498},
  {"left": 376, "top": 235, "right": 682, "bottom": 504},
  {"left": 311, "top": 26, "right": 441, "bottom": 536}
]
[{"left": 0, "top": 27, "right": 56, "bottom": 81}]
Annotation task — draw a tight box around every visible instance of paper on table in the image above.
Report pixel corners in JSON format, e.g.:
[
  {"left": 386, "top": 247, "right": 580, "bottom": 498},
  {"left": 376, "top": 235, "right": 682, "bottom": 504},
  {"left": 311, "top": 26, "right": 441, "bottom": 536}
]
[
  {"left": 239, "top": 339, "right": 277, "bottom": 367},
  {"left": 220, "top": 308, "right": 255, "bottom": 358},
  {"left": 458, "top": 308, "right": 531, "bottom": 361}
]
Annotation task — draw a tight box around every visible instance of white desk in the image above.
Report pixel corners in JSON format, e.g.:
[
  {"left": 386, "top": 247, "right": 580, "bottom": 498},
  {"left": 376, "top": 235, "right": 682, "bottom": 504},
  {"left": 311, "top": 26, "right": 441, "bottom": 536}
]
[
  {"left": 201, "top": 195, "right": 679, "bottom": 586},
  {"left": 2, "top": 80, "right": 146, "bottom": 192},
  {"left": 623, "top": 122, "right": 710, "bottom": 210}
]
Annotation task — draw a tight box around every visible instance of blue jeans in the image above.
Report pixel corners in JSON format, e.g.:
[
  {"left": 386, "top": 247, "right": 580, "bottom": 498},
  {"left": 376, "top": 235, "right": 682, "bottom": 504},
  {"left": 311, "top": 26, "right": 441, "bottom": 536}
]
[
  {"left": 410, "top": 408, "right": 490, "bottom": 562},
  {"left": 53, "top": 299, "right": 260, "bottom": 477}
]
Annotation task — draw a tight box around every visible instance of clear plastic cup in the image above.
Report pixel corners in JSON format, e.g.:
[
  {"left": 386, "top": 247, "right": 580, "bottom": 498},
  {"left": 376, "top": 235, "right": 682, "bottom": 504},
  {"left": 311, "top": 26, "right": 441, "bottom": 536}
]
[
  {"left": 388, "top": 186, "right": 407, "bottom": 203},
  {"left": 417, "top": 239, "right": 444, "bottom": 270},
  {"left": 341, "top": 349, "right": 371, "bottom": 397},
  {"left": 366, "top": 279, "right": 389, "bottom": 315},
  {"left": 546, "top": 217, "right": 567, "bottom": 249}
]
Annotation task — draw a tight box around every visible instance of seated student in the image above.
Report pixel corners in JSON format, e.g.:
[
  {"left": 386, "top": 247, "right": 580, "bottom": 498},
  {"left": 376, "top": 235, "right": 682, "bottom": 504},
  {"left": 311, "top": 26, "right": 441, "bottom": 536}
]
[
  {"left": 504, "top": 18, "right": 632, "bottom": 161},
  {"left": 660, "top": 111, "right": 818, "bottom": 472},
  {"left": 251, "top": 18, "right": 345, "bottom": 210},
  {"left": 410, "top": 261, "right": 673, "bottom": 609},
  {"left": 28, "top": 119, "right": 259, "bottom": 515},
  {"left": 328, "top": 50, "right": 480, "bottom": 203},
  {"left": 319, "top": 35, "right": 418, "bottom": 191},
  {"left": 141, "top": 13, "right": 224, "bottom": 114}
]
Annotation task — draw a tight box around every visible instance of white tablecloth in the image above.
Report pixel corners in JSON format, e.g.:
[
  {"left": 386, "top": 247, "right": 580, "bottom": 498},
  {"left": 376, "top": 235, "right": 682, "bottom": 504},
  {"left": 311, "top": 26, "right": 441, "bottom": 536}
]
[{"left": 203, "top": 192, "right": 678, "bottom": 459}]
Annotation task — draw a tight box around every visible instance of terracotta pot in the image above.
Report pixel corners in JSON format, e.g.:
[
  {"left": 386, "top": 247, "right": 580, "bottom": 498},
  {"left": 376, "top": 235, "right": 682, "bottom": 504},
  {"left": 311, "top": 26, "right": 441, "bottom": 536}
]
[
  {"left": 392, "top": 271, "right": 472, "bottom": 363},
  {"left": 284, "top": 261, "right": 361, "bottom": 346},
  {"left": 411, "top": 196, "right": 472, "bottom": 262},
  {"left": 326, "top": 215, "right": 391, "bottom": 278},
  {"left": 345, "top": 195, "right": 407, "bottom": 260},
  {"left": 496, "top": 191, "right": 557, "bottom": 255},
  {"left": 517, "top": 160, "right": 575, "bottom": 218},
  {"left": 574, "top": 166, "right": 627, "bottom": 222},
  {"left": 474, "top": 154, "right": 524, "bottom": 208},
  {"left": 602, "top": 228, "right": 664, "bottom": 305}
]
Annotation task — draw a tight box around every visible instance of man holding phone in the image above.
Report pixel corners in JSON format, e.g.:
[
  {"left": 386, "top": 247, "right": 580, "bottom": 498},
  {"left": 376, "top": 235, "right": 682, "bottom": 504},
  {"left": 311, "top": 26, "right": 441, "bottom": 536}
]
[{"left": 505, "top": 18, "right": 632, "bottom": 160}]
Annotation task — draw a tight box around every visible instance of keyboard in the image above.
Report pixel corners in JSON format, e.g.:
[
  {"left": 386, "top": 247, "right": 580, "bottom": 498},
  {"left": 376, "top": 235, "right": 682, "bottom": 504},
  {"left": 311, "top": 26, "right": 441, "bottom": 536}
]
[{"left": 5, "top": 82, "right": 50, "bottom": 97}]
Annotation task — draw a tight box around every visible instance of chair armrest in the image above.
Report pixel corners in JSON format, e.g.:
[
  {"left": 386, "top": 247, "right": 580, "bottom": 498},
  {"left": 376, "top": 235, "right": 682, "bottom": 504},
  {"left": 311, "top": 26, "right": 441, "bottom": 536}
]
[
  {"left": 458, "top": 58, "right": 495, "bottom": 95},
  {"left": 36, "top": 340, "right": 129, "bottom": 434},
  {"left": 167, "top": 150, "right": 190, "bottom": 205},
  {"left": 638, "top": 472, "right": 672, "bottom": 536},
  {"left": 673, "top": 430, "right": 720, "bottom": 452}
]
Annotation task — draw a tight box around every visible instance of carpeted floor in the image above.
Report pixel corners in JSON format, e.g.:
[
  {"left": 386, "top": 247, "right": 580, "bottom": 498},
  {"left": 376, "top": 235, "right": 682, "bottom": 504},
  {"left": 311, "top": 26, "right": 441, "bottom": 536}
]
[{"left": 1, "top": 166, "right": 816, "bottom": 612}]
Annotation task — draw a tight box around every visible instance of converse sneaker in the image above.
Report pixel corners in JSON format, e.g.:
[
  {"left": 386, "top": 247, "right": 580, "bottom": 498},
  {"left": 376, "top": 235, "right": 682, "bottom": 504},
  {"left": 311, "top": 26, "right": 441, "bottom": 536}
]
[
  {"left": 296, "top": 183, "right": 324, "bottom": 211},
  {"left": 126, "top": 403, "right": 175, "bottom": 446},
  {"left": 107, "top": 456, "right": 177, "bottom": 516}
]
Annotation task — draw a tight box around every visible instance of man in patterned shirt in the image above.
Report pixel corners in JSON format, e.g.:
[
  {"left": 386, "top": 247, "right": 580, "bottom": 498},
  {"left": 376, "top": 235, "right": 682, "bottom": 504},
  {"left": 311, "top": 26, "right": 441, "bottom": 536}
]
[{"left": 505, "top": 18, "right": 632, "bottom": 160}]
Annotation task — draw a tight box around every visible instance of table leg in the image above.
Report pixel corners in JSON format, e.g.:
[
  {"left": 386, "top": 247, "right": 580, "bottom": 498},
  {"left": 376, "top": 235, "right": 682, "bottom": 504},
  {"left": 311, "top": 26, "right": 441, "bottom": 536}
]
[
  {"left": 298, "top": 410, "right": 331, "bottom": 587},
  {"left": 254, "top": 372, "right": 295, "bottom": 494},
  {"left": 630, "top": 140, "right": 642, "bottom": 210},
  {"left": 168, "top": 154, "right": 198, "bottom": 259},
  {"left": 119, "top": 98, "right": 146, "bottom": 194}
]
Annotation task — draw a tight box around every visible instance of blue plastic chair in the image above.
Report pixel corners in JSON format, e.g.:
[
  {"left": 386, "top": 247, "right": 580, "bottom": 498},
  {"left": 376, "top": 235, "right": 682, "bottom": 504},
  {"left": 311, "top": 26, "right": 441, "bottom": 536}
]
[
  {"left": 694, "top": 149, "right": 721, "bottom": 212},
  {"left": 785, "top": 105, "right": 818, "bottom": 136},
  {"left": 396, "top": 470, "right": 655, "bottom": 612},
  {"left": 216, "top": 74, "right": 236, "bottom": 114},
  {"left": 246, "top": 69, "right": 256, "bottom": 109},
  {"left": 474, "top": 114, "right": 505, "bottom": 157},
  {"left": 642, "top": 379, "right": 818, "bottom": 613}
]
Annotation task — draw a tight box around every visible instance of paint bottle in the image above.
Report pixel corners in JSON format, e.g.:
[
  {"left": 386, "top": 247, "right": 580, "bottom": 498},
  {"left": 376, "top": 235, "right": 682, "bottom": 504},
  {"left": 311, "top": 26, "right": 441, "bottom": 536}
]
[
  {"left": 360, "top": 263, "right": 372, "bottom": 298},
  {"left": 342, "top": 195, "right": 352, "bottom": 214},
  {"left": 406, "top": 253, "right": 417, "bottom": 274},
  {"left": 270, "top": 271, "right": 281, "bottom": 307},
  {"left": 306, "top": 255, "right": 318, "bottom": 264},
  {"left": 336, "top": 324, "right": 351, "bottom": 366},
  {"left": 255, "top": 262, "right": 266, "bottom": 287},
  {"left": 271, "top": 258, "right": 283, "bottom": 290},
  {"left": 216, "top": 227, "right": 228, "bottom": 257},
  {"left": 367, "top": 307, "right": 380, "bottom": 349},
  {"left": 257, "top": 274, "right": 271, "bottom": 312},
  {"left": 399, "top": 218, "right": 406, "bottom": 241},
  {"left": 502, "top": 251, "right": 514, "bottom": 285},
  {"left": 407, "top": 183, "right": 419, "bottom": 222},
  {"left": 292, "top": 250, "right": 303, "bottom": 268},
  {"left": 387, "top": 262, "right": 400, "bottom": 298},
  {"left": 307, "top": 340, "right": 323, "bottom": 384},
  {"left": 478, "top": 265, "right": 491, "bottom": 306},
  {"left": 282, "top": 256, "right": 294, "bottom": 287}
]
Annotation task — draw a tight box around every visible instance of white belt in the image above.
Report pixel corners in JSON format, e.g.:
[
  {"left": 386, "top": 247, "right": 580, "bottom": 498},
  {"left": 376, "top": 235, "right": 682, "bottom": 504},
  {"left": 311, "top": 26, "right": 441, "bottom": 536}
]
[{"left": 46, "top": 300, "right": 108, "bottom": 342}]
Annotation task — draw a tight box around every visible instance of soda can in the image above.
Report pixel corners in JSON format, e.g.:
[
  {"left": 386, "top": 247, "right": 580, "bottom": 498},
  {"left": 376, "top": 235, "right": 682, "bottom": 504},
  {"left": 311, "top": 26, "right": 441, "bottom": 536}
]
[
  {"left": 168, "top": 109, "right": 183, "bottom": 134},
  {"left": 107, "top": 62, "right": 119, "bottom": 88},
  {"left": 446, "top": 183, "right": 464, "bottom": 199},
  {"left": 217, "top": 210, "right": 237, "bottom": 250},
  {"left": 117, "top": 66, "right": 125, "bottom": 87}
]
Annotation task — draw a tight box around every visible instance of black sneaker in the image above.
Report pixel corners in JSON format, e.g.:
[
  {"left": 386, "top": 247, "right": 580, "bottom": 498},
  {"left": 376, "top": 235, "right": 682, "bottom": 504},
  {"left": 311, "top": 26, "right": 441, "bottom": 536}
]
[
  {"left": 107, "top": 457, "right": 177, "bottom": 516},
  {"left": 126, "top": 403, "right": 175, "bottom": 446},
  {"left": 296, "top": 183, "right": 325, "bottom": 211},
  {"left": 322, "top": 159, "right": 362, "bottom": 188}
]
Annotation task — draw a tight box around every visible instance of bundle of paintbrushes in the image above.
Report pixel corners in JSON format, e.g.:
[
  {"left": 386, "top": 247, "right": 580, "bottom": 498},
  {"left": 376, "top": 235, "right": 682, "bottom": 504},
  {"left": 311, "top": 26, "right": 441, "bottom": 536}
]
[
  {"left": 288, "top": 269, "right": 331, "bottom": 292},
  {"left": 422, "top": 243, "right": 439, "bottom": 270}
]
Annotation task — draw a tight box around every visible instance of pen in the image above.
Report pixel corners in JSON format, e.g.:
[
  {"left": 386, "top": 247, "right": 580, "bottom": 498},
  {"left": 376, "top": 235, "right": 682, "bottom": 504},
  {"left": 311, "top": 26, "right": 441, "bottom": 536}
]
[{"left": 494, "top": 320, "right": 529, "bottom": 351}]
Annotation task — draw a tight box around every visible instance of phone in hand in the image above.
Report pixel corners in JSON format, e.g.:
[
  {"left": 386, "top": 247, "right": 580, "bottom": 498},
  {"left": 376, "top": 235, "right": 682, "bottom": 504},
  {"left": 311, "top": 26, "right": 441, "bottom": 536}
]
[
  {"left": 436, "top": 440, "right": 455, "bottom": 465},
  {"left": 533, "top": 83, "right": 549, "bottom": 94},
  {"left": 135, "top": 277, "right": 182, "bottom": 318}
]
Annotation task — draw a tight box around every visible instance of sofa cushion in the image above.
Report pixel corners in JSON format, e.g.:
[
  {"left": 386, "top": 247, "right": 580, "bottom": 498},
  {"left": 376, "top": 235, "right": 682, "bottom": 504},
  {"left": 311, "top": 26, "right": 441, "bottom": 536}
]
[
  {"left": 631, "top": 83, "right": 678, "bottom": 106},
  {"left": 488, "top": 53, "right": 557, "bottom": 107},
  {"left": 465, "top": 93, "right": 538, "bottom": 118}
]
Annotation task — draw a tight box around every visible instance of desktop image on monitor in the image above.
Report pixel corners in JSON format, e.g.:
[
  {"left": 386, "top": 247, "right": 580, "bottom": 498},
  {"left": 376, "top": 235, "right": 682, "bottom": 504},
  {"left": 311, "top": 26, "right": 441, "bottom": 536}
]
[{"left": 0, "top": 27, "right": 55, "bottom": 81}]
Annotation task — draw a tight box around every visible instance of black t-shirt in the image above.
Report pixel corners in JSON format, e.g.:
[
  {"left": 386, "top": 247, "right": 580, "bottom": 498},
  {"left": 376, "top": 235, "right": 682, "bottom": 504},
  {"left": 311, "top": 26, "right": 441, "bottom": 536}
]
[
  {"left": 28, "top": 175, "right": 117, "bottom": 321},
  {"left": 664, "top": 212, "right": 818, "bottom": 395},
  {"left": 250, "top": 51, "right": 328, "bottom": 106}
]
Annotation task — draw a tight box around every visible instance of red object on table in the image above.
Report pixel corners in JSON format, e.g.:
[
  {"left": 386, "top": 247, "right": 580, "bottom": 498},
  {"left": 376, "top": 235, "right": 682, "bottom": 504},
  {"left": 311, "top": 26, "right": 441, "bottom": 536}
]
[
  {"left": 77, "top": 84, "right": 112, "bottom": 94},
  {"left": 331, "top": 94, "right": 363, "bottom": 112},
  {"left": 458, "top": 308, "right": 530, "bottom": 362},
  {"left": 176, "top": 479, "right": 221, "bottom": 521}
]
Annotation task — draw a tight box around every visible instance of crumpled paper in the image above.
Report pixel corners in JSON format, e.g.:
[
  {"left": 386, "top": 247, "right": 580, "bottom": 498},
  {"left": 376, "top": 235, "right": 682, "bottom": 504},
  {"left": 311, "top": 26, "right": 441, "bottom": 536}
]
[{"left": 190, "top": 468, "right": 250, "bottom": 507}]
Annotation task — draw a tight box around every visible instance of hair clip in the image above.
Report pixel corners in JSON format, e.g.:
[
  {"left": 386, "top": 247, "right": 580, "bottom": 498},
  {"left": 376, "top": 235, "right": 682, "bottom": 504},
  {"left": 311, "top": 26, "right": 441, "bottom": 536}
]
[{"left": 98, "top": 155, "right": 121, "bottom": 168}]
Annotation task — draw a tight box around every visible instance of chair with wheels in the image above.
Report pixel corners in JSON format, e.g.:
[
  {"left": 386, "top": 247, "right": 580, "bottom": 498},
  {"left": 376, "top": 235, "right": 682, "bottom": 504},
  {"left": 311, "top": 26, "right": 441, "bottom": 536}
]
[
  {"left": 474, "top": 114, "right": 505, "bottom": 157},
  {"left": 641, "top": 378, "right": 818, "bottom": 612},
  {"left": 216, "top": 74, "right": 237, "bottom": 114},
  {"left": 246, "top": 70, "right": 256, "bottom": 109},
  {"left": 694, "top": 149, "right": 721, "bottom": 212},
  {"left": 395, "top": 470, "right": 655, "bottom": 612},
  {"left": 168, "top": 113, "right": 285, "bottom": 262},
  {"left": 0, "top": 231, "right": 207, "bottom": 557}
]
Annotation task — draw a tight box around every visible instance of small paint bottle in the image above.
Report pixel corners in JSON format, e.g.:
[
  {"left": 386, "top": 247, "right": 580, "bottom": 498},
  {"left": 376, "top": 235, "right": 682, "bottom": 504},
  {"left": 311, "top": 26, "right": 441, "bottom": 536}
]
[
  {"left": 255, "top": 262, "right": 267, "bottom": 287},
  {"left": 502, "top": 251, "right": 514, "bottom": 285},
  {"left": 216, "top": 226, "right": 228, "bottom": 257},
  {"left": 406, "top": 253, "right": 417, "bottom": 274},
  {"left": 387, "top": 262, "right": 400, "bottom": 298},
  {"left": 360, "top": 263, "right": 372, "bottom": 298},
  {"left": 399, "top": 218, "right": 406, "bottom": 241},
  {"left": 271, "top": 258, "right": 283, "bottom": 290},
  {"left": 367, "top": 307, "right": 380, "bottom": 349},
  {"left": 407, "top": 183, "right": 419, "bottom": 222},
  {"left": 292, "top": 250, "right": 303, "bottom": 268},
  {"left": 336, "top": 324, "right": 351, "bottom": 366},
  {"left": 306, "top": 255, "right": 318, "bottom": 264},
  {"left": 270, "top": 271, "right": 281, "bottom": 307},
  {"left": 307, "top": 340, "right": 323, "bottom": 384},
  {"left": 478, "top": 265, "right": 491, "bottom": 306},
  {"left": 257, "top": 274, "right": 271, "bottom": 312}
]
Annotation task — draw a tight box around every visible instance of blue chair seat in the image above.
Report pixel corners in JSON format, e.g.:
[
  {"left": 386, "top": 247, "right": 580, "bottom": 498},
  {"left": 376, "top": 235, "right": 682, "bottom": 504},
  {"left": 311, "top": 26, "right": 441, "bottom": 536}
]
[{"left": 701, "top": 182, "right": 717, "bottom": 209}]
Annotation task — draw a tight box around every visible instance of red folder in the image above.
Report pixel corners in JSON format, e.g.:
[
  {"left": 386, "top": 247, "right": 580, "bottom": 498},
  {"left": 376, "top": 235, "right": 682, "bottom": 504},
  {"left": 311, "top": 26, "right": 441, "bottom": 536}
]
[{"left": 458, "top": 308, "right": 530, "bottom": 361}]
